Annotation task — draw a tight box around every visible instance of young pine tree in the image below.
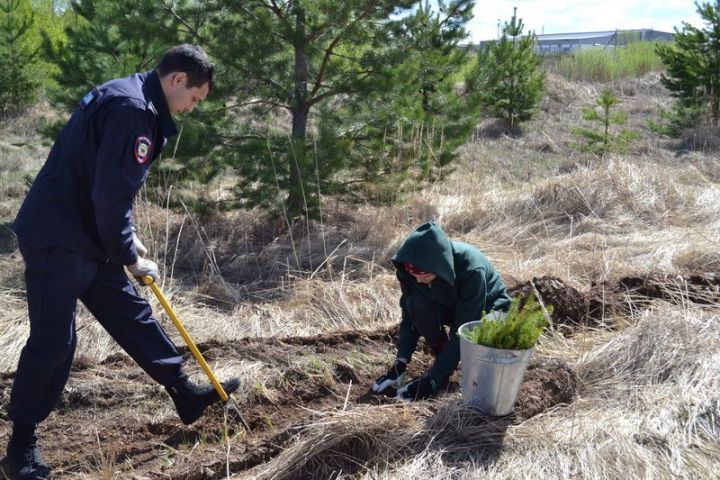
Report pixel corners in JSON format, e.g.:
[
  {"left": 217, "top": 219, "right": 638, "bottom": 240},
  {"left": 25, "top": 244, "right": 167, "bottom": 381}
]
[
  {"left": 206, "top": 0, "right": 418, "bottom": 215},
  {"left": 43, "top": 1, "right": 478, "bottom": 217},
  {"left": 656, "top": 1, "right": 720, "bottom": 128},
  {"left": 572, "top": 88, "right": 638, "bottom": 157},
  {"left": 345, "top": 0, "right": 479, "bottom": 200},
  {"left": 468, "top": 7, "right": 544, "bottom": 130},
  {"left": 39, "top": 0, "right": 420, "bottom": 216},
  {"left": 0, "top": 0, "right": 39, "bottom": 112}
]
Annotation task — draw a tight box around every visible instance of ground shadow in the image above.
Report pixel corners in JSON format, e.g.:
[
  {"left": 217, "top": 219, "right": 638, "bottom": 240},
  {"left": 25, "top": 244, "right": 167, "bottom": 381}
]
[
  {"left": 423, "top": 401, "right": 513, "bottom": 468},
  {"left": 473, "top": 119, "right": 524, "bottom": 140}
]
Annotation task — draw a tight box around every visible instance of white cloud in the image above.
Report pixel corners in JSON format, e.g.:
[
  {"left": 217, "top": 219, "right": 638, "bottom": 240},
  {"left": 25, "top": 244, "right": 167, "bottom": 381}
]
[{"left": 466, "top": 0, "right": 705, "bottom": 41}]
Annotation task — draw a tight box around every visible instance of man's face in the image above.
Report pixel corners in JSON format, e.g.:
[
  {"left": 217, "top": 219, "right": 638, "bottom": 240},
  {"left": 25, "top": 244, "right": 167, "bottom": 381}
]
[
  {"left": 410, "top": 272, "right": 437, "bottom": 284},
  {"left": 164, "top": 72, "right": 210, "bottom": 115},
  {"left": 404, "top": 263, "right": 437, "bottom": 284}
]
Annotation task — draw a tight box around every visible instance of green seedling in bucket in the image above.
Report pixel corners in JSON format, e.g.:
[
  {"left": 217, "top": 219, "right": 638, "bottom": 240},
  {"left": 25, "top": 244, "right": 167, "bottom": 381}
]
[{"left": 461, "top": 291, "right": 552, "bottom": 350}]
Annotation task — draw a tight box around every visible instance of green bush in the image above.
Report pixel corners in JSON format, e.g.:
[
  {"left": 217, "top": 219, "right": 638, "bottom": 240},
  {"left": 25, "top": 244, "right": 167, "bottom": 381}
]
[
  {"left": 553, "top": 41, "right": 664, "bottom": 82},
  {"left": 460, "top": 291, "right": 551, "bottom": 350}
]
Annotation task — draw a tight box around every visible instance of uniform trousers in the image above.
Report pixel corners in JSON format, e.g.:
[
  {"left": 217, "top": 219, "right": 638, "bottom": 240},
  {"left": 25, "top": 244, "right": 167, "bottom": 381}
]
[{"left": 8, "top": 242, "right": 183, "bottom": 425}]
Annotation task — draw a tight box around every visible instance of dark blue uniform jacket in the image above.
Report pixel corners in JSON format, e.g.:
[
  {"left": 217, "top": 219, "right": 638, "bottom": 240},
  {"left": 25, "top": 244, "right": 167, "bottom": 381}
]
[{"left": 13, "top": 70, "right": 177, "bottom": 266}]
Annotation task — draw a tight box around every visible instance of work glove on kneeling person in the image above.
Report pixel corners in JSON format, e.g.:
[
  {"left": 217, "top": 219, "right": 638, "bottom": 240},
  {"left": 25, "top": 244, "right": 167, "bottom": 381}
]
[
  {"left": 372, "top": 359, "right": 407, "bottom": 393},
  {"left": 397, "top": 375, "right": 442, "bottom": 401},
  {"left": 125, "top": 257, "right": 159, "bottom": 284}
]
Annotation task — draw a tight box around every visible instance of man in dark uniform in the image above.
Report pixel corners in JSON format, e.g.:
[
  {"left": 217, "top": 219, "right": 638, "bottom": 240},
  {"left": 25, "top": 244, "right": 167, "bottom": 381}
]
[
  {"left": 6, "top": 44, "right": 239, "bottom": 480},
  {"left": 373, "top": 221, "right": 512, "bottom": 401}
]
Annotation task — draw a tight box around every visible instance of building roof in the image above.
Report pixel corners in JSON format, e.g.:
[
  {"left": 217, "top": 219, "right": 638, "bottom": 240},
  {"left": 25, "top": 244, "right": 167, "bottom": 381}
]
[
  {"left": 534, "top": 28, "right": 673, "bottom": 43},
  {"left": 536, "top": 30, "right": 620, "bottom": 41}
]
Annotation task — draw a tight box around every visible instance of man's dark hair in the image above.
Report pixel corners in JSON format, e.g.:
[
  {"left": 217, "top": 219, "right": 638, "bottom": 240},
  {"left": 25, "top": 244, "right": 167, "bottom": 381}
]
[{"left": 156, "top": 44, "right": 214, "bottom": 92}]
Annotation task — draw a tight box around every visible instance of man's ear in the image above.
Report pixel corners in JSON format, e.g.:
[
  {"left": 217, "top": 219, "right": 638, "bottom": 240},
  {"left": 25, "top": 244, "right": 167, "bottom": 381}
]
[{"left": 171, "top": 72, "right": 187, "bottom": 88}]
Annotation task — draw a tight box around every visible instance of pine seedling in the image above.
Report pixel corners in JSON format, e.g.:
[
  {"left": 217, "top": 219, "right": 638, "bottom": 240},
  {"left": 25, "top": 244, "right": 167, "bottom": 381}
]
[
  {"left": 571, "top": 88, "right": 639, "bottom": 157},
  {"left": 460, "top": 291, "right": 551, "bottom": 350}
]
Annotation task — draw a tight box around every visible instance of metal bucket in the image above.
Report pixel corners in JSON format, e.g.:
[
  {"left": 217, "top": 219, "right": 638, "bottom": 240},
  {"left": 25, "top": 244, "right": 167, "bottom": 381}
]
[{"left": 458, "top": 318, "right": 534, "bottom": 416}]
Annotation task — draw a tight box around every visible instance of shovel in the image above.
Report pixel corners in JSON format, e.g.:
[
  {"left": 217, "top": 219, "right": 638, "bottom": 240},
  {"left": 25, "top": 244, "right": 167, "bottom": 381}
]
[{"left": 141, "top": 275, "right": 249, "bottom": 430}]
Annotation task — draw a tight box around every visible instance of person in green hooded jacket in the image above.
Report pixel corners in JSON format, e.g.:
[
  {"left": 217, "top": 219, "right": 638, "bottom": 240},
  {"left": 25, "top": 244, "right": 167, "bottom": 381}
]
[{"left": 373, "top": 221, "right": 512, "bottom": 401}]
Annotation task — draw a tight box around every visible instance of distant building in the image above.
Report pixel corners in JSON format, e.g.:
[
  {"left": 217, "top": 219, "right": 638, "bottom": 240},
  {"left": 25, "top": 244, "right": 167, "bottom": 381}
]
[
  {"left": 475, "top": 29, "right": 674, "bottom": 55},
  {"left": 534, "top": 29, "right": 673, "bottom": 55}
]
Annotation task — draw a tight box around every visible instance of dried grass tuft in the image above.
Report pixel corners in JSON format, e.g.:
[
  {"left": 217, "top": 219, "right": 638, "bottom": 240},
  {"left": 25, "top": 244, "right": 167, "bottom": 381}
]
[
  {"left": 578, "top": 302, "right": 720, "bottom": 393},
  {"left": 680, "top": 125, "right": 720, "bottom": 153},
  {"left": 252, "top": 405, "right": 422, "bottom": 480}
]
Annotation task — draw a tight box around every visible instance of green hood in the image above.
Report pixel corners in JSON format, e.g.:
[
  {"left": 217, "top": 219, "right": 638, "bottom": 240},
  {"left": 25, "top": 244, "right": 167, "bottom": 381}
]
[{"left": 392, "top": 221, "right": 455, "bottom": 285}]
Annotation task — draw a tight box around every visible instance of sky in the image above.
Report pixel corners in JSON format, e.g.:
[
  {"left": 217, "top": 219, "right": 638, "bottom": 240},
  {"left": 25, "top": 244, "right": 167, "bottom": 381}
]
[{"left": 466, "top": 1, "right": 706, "bottom": 41}]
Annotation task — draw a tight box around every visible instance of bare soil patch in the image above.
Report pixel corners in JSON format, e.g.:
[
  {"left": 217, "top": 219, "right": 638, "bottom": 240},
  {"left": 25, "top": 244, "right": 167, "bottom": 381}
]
[
  {"left": 612, "top": 272, "right": 720, "bottom": 306},
  {"left": 0, "top": 327, "right": 577, "bottom": 479},
  {"left": 509, "top": 273, "right": 720, "bottom": 333}
]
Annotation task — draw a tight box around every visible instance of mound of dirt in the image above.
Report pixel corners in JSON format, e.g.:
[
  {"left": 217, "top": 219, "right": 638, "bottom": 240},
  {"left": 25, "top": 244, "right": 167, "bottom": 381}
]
[
  {"left": 508, "top": 273, "right": 719, "bottom": 336},
  {"left": 611, "top": 272, "right": 720, "bottom": 306},
  {"left": 514, "top": 357, "right": 577, "bottom": 419},
  {"left": 510, "top": 276, "right": 609, "bottom": 332}
]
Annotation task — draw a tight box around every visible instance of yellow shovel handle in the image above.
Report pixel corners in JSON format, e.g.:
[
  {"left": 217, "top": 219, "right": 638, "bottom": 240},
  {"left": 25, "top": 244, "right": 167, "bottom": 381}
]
[{"left": 142, "top": 276, "right": 228, "bottom": 402}]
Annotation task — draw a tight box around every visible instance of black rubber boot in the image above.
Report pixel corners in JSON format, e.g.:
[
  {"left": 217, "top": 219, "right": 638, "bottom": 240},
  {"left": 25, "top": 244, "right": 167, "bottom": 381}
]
[
  {"left": 6, "top": 430, "right": 51, "bottom": 480},
  {"left": 166, "top": 375, "right": 240, "bottom": 425}
]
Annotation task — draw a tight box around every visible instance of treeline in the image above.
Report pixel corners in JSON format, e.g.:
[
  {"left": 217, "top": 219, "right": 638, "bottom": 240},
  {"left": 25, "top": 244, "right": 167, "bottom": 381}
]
[
  {"left": 2, "top": 1, "right": 719, "bottom": 215},
  {"left": 1, "top": 1, "right": 546, "bottom": 214}
]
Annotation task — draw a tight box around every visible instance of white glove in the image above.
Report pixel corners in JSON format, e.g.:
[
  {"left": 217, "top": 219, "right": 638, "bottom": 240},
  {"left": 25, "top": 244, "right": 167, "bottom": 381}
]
[
  {"left": 132, "top": 232, "right": 148, "bottom": 258},
  {"left": 372, "top": 359, "right": 407, "bottom": 393},
  {"left": 126, "top": 257, "right": 159, "bottom": 283}
]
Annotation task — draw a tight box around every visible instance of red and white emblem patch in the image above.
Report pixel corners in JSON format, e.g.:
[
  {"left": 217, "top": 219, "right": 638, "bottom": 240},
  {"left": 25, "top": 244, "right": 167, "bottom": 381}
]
[{"left": 134, "top": 136, "right": 153, "bottom": 164}]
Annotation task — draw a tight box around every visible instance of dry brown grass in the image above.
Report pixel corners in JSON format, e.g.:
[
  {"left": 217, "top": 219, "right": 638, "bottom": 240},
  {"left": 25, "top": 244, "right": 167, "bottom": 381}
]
[
  {"left": 0, "top": 105, "right": 53, "bottom": 260},
  {"left": 237, "top": 302, "right": 719, "bottom": 480},
  {"left": 680, "top": 125, "right": 720, "bottom": 153},
  {"left": 0, "top": 73, "right": 719, "bottom": 479}
]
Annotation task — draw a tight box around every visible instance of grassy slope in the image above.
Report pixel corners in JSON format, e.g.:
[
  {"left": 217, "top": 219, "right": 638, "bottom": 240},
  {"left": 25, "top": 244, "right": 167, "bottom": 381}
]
[{"left": 0, "top": 73, "right": 718, "bottom": 479}]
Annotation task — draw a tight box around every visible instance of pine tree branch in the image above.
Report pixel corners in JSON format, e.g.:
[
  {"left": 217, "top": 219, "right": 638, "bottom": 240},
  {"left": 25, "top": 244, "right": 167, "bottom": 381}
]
[
  {"left": 163, "top": 3, "right": 209, "bottom": 43},
  {"left": 217, "top": 134, "right": 268, "bottom": 145},
  {"left": 308, "top": 89, "right": 340, "bottom": 107},
  {"left": 327, "top": 50, "right": 362, "bottom": 62},
  {"left": 308, "top": 36, "right": 342, "bottom": 99},
  {"left": 255, "top": 76, "right": 289, "bottom": 99},
  {"left": 268, "top": 0, "right": 286, "bottom": 19},
  {"left": 237, "top": 3, "right": 293, "bottom": 42},
  {"left": 308, "top": 3, "right": 378, "bottom": 100},
  {"left": 233, "top": 72, "right": 288, "bottom": 100},
  {"left": 308, "top": 68, "right": 374, "bottom": 106}
]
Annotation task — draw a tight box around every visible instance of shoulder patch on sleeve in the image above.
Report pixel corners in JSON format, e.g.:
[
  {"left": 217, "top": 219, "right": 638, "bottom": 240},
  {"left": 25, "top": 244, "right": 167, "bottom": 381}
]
[
  {"left": 134, "top": 136, "right": 153, "bottom": 164},
  {"left": 79, "top": 88, "right": 99, "bottom": 110}
]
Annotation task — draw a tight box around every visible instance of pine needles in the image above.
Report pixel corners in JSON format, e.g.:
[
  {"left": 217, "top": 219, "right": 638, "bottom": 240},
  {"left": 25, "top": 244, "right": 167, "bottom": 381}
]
[{"left": 460, "top": 292, "right": 552, "bottom": 350}]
